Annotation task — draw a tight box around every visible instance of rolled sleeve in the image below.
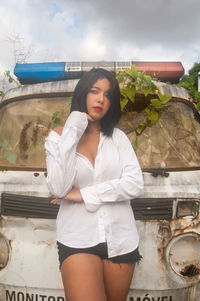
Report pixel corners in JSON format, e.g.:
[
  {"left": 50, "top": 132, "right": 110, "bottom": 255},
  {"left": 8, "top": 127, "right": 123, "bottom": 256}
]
[{"left": 45, "top": 111, "right": 88, "bottom": 197}]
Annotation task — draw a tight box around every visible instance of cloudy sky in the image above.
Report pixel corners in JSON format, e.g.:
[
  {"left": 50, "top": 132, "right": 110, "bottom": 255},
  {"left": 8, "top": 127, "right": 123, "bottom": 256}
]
[{"left": 0, "top": 0, "right": 200, "bottom": 76}]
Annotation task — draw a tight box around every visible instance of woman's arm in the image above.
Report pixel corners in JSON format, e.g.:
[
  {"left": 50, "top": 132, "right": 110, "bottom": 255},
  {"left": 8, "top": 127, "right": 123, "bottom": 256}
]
[
  {"left": 45, "top": 111, "right": 88, "bottom": 198},
  {"left": 50, "top": 188, "right": 83, "bottom": 204},
  {"left": 80, "top": 129, "right": 144, "bottom": 212}
]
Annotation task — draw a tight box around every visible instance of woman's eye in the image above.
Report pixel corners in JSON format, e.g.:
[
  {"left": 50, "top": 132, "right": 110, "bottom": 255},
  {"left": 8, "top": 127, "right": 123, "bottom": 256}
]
[{"left": 90, "top": 89, "right": 97, "bottom": 94}]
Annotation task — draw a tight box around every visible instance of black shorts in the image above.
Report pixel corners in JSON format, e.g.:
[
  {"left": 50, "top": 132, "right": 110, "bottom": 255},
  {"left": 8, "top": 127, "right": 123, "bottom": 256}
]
[{"left": 57, "top": 241, "right": 142, "bottom": 269}]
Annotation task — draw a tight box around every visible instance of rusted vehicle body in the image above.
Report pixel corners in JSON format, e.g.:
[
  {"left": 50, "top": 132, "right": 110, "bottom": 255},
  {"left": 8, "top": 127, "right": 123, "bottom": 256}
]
[{"left": 0, "top": 74, "right": 200, "bottom": 301}]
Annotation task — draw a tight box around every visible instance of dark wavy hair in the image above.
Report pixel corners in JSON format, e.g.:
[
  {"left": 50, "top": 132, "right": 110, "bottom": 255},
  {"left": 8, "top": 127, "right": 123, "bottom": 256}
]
[{"left": 70, "top": 68, "right": 121, "bottom": 136}]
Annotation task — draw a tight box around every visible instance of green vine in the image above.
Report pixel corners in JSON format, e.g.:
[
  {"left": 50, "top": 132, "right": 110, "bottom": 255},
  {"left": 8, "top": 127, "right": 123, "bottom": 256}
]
[
  {"left": 178, "top": 62, "right": 200, "bottom": 110},
  {"left": 0, "top": 140, "right": 18, "bottom": 164},
  {"left": 0, "top": 70, "right": 21, "bottom": 101},
  {"left": 51, "top": 110, "right": 60, "bottom": 129},
  {"left": 116, "top": 65, "right": 172, "bottom": 149},
  {"left": 51, "top": 96, "right": 72, "bottom": 129}
]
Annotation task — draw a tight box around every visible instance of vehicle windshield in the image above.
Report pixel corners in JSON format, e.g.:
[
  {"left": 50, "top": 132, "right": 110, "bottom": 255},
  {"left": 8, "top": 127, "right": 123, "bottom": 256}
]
[
  {"left": 0, "top": 97, "right": 200, "bottom": 170},
  {"left": 0, "top": 97, "right": 71, "bottom": 169},
  {"left": 119, "top": 99, "right": 200, "bottom": 170}
]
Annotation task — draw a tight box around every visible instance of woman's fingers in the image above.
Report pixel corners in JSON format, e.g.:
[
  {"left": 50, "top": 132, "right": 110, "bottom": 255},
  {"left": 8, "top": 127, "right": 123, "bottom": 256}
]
[
  {"left": 49, "top": 194, "right": 59, "bottom": 204},
  {"left": 85, "top": 113, "right": 95, "bottom": 123},
  {"left": 50, "top": 198, "right": 60, "bottom": 204},
  {"left": 49, "top": 189, "right": 82, "bottom": 204}
]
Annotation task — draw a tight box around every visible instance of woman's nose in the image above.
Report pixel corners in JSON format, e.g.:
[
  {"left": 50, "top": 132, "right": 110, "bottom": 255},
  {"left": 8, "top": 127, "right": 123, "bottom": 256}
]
[{"left": 97, "top": 93, "right": 104, "bottom": 103}]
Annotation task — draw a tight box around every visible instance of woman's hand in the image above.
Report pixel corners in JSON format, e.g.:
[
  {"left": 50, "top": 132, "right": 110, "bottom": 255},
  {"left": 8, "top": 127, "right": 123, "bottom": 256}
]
[
  {"left": 53, "top": 126, "right": 63, "bottom": 136},
  {"left": 85, "top": 113, "right": 95, "bottom": 123},
  {"left": 49, "top": 188, "right": 83, "bottom": 204},
  {"left": 52, "top": 113, "right": 94, "bottom": 136},
  {"left": 49, "top": 194, "right": 61, "bottom": 205}
]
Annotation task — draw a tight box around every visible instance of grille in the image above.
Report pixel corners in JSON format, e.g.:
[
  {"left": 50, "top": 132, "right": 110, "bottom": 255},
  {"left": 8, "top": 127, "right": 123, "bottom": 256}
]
[
  {"left": 1, "top": 193, "right": 59, "bottom": 219},
  {"left": 1, "top": 193, "right": 174, "bottom": 220},
  {"left": 131, "top": 198, "right": 174, "bottom": 220}
]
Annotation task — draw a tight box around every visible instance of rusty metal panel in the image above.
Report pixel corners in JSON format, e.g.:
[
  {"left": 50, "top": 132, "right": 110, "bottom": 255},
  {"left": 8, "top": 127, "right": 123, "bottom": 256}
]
[{"left": 0, "top": 215, "right": 61, "bottom": 286}]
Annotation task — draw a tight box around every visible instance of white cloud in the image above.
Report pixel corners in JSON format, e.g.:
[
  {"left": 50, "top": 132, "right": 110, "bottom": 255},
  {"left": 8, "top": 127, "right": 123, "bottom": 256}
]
[
  {"left": 80, "top": 31, "right": 108, "bottom": 60},
  {"left": 0, "top": 0, "right": 200, "bottom": 77}
]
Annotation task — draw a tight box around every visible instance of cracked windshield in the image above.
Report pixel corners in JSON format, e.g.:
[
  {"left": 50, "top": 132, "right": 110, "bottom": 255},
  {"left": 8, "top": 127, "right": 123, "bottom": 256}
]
[{"left": 0, "top": 97, "right": 200, "bottom": 170}]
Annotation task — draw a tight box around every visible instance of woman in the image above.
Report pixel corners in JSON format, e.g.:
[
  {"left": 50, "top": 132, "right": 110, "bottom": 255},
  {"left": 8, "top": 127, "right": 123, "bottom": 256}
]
[{"left": 45, "top": 68, "right": 144, "bottom": 301}]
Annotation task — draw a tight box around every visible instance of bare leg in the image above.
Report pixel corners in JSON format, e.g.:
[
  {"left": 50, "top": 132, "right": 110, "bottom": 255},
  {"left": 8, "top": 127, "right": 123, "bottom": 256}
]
[
  {"left": 103, "top": 260, "right": 135, "bottom": 301},
  {"left": 61, "top": 253, "right": 107, "bottom": 301}
]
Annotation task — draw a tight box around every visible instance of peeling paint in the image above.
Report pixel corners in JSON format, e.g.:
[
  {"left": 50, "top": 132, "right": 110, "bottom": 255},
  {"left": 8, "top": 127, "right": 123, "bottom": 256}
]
[
  {"left": 34, "top": 173, "right": 40, "bottom": 177},
  {"left": 180, "top": 264, "right": 200, "bottom": 278}
]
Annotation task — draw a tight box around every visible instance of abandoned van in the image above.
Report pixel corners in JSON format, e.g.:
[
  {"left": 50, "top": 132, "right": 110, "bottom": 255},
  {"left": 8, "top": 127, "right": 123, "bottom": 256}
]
[{"left": 0, "top": 62, "right": 200, "bottom": 301}]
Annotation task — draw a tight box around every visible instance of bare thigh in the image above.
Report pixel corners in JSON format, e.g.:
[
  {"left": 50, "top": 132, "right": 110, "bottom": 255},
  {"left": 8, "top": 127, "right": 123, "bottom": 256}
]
[
  {"left": 61, "top": 253, "right": 107, "bottom": 301},
  {"left": 103, "top": 260, "right": 135, "bottom": 301}
]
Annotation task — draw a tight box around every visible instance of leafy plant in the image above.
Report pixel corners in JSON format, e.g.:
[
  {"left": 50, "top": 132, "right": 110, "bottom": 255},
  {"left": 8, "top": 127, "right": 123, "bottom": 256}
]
[
  {"left": 51, "top": 110, "right": 60, "bottom": 129},
  {"left": 0, "top": 70, "right": 21, "bottom": 101},
  {"left": 51, "top": 96, "right": 72, "bottom": 129},
  {"left": 0, "top": 141, "right": 17, "bottom": 164},
  {"left": 0, "top": 91, "right": 5, "bottom": 98},
  {"left": 178, "top": 62, "right": 200, "bottom": 109},
  {"left": 117, "top": 65, "right": 172, "bottom": 149},
  {"left": 5, "top": 70, "right": 21, "bottom": 86}
]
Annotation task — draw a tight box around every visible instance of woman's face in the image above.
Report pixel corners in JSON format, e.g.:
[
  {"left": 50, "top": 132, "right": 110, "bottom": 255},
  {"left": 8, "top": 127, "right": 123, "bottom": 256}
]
[{"left": 86, "top": 78, "right": 111, "bottom": 121}]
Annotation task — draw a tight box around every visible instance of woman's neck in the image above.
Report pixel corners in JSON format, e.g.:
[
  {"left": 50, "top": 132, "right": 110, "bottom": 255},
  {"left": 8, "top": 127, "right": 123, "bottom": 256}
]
[{"left": 87, "top": 121, "right": 100, "bottom": 134}]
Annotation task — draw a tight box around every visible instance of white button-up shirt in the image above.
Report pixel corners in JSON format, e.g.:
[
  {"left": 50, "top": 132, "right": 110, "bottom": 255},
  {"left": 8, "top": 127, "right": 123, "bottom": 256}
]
[{"left": 45, "top": 111, "right": 144, "bottom": 257}]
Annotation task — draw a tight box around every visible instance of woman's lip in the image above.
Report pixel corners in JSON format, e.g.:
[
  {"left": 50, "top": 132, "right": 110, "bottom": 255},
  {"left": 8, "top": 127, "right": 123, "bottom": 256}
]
[{"left": 93, "top": 106, "right": 103, "bottom": 112}]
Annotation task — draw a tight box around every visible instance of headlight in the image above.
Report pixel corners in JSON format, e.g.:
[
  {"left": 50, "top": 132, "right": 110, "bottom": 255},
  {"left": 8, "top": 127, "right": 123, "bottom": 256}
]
[
  {"left": 0, "top": 232, "right": 10, "bottom": 269},
  {"left": 166, "top": 233, "right": 200, "bottom": 278},
  {"left": 176, "top": 200, "right": 199, "bottom": 218}
]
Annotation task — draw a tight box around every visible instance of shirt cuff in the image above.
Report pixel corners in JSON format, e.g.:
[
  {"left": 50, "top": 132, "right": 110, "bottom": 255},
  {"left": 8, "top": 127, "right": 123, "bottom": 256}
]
[
  {"left": 45, "top": 130, "right": 60, "bottom": 142},
  {"left": 45, "top": 111, "right": 88, "bottom": 143},
  {"left": 80, "top": 186, "right": 101, "bottom": 212}
]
